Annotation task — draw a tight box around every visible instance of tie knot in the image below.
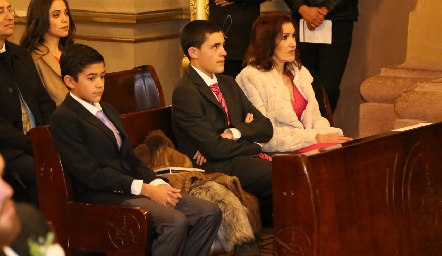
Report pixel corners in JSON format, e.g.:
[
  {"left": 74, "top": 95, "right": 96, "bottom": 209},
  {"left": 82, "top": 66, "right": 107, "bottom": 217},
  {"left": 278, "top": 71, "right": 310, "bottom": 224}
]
[
  {"left": 96, "top": 110, "right": 105, "bottom": 121},
  {"left": 209, "top": 84, "right": 220, "bottom": 94}
]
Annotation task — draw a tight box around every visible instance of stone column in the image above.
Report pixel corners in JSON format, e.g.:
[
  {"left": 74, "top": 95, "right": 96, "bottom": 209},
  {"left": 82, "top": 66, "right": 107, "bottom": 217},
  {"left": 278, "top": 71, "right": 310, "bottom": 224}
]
[{"left": 359, "top": 0, "right": 442, "bottom": 137}]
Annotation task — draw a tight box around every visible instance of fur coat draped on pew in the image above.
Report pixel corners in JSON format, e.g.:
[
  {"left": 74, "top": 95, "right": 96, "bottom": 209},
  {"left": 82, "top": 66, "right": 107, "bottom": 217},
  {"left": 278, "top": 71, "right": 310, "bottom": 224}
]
[{"left": 134, "top": 130, "right": 261, "bottom": 254}]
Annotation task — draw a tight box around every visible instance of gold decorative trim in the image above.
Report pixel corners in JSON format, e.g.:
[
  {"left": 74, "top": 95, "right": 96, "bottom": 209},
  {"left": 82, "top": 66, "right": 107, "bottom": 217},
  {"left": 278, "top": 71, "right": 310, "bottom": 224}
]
[
  {"left": 15, "top": 8, "right": 190, "bottom": 24},
  {"left": 74, "top": 32, "right": 181, "bottom": 43},
  {"left": 189, "top": 0, "right": 209, "bottom": 21}
]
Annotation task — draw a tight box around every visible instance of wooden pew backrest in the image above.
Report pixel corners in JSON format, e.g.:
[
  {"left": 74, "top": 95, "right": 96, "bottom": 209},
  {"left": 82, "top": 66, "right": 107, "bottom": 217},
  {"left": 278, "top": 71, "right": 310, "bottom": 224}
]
[
  {"left": 102, "top": 65, "right": 165, "bottom": 114},
  {"left": 120, "top": 106, "right": 174, "bottom": 147}
]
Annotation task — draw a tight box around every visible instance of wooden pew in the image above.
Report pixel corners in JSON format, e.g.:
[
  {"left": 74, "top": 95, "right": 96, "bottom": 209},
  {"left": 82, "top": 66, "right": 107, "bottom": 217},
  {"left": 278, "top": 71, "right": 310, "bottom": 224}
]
[
  {"left": 30, "top": 126, "right": 153, "bottom": 255},
  {"left": 102, "top": 65, "right": 165, "bottom": 115},
  {"left": 120, "top": 106, "right": 174, "bottom": 147},
  {"left": 30, "top": 106, "right": 173, "bottom": 254},
  {"left": 272, "top": 123, "right": 442, "bottom": 255}
]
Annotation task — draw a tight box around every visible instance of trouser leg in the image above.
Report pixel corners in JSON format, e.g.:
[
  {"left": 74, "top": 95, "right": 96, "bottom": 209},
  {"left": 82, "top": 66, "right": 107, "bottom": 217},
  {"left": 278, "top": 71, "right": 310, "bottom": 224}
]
[
  {"left": 6, "top": 154, "right": 38, "bottom": 206},
  {"left": 123, "top": 193, "right": 221, "bottom": 256}
]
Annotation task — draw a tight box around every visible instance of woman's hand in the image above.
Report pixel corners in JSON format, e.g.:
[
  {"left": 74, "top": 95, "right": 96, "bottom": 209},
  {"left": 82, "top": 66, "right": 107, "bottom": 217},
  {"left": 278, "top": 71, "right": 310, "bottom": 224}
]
[
  {"left": 141, "top": 184, "right": 182, "bottom": 207},
  {"left": 315, "top": 134, "right": 353, "bottom": 143}
]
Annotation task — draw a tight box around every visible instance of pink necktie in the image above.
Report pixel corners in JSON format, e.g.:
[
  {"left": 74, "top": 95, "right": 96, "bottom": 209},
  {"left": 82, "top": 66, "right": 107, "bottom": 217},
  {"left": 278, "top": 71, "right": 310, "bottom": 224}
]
[
  {"left": 96, "top": 110, "right": 122, "bottom": 148},
  {"left": 209, "top": 83, "right": 230, "bottom": 126}
]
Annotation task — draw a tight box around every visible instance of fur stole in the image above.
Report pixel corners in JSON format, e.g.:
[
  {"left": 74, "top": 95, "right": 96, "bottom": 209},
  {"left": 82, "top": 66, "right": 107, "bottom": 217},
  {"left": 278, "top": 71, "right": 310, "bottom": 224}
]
[{"left": 134, "top": 130, "right": 261, "bottom": 254}]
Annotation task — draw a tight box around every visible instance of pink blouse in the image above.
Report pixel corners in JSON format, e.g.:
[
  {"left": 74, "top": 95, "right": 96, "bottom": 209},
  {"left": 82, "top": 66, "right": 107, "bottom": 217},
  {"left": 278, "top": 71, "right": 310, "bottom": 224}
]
[{"left": 287, "top": 71, "right": 307, "bottom": 119}]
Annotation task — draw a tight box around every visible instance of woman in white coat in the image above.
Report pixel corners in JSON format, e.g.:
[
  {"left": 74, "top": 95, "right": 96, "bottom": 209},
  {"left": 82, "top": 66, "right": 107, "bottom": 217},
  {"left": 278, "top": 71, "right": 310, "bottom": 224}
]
[{"left": 236, "top": 13, "right": 352, "bottom": 152}]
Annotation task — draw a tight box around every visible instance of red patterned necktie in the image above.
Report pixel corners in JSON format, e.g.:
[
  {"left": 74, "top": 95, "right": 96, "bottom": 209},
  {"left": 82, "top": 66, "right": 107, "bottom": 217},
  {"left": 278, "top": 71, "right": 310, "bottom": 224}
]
[
  {"left": 96, "top": 110, "right": 122, "bottom": 148},
  {"left": 209, "top": 83, "right": 230, "bottom": 126},
  {"left": 257, "top": 153, "right": 272, "bottom": 161}
]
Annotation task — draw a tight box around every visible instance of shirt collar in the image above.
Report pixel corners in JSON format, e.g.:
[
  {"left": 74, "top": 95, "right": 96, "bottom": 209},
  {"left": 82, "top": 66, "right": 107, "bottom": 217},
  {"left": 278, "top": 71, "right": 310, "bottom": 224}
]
[
  {"left": 70, "top": 92, "right": 102, "bottom": 116},
  {"left": 0, "top": 43, "right": 6, "bottom": 54},
  {"left": 191, "top": 65, "right": 218, "bottom": 87}
]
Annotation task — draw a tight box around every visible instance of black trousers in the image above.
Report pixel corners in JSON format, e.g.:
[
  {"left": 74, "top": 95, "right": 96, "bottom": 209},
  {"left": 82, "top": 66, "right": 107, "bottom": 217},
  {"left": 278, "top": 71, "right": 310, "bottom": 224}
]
[
  {"left": 297, "top": 20, "right": 354, "bottom": 112},
  {"left": 5, "top": 154, "right": 38, "bottom": 207}
]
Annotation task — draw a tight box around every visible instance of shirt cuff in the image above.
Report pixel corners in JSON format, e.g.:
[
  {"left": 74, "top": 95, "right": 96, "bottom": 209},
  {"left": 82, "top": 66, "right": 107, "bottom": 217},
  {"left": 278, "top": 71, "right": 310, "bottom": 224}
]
[
  {"left": 131, "top": 180, "right": 143, "bottom": 195},
  {"left": 226, "top": 128, "right": 241, "bottom": 140},
  {"left": 131, "top": 179, "right": 169, "bottom": 195}
]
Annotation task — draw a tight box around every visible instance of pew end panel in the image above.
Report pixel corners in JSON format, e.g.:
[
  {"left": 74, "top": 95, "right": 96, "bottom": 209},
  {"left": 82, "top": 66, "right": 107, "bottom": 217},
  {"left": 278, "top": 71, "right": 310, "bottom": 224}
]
[{"left": 272, "top": 123, "right": 442, "bottom": 255}]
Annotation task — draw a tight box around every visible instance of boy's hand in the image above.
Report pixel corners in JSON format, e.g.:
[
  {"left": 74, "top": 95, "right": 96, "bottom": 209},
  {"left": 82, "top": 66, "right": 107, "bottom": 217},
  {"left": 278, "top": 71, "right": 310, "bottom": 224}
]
[
  {"left": 221, "top": 130, "right": 234, "bottom": 139},
  {"left": 193, "top": 150, "right": 207, "bottom": 165},
  {"left": 245, "top": 113, "right": 254, "bottom": 123},
  {"left": 141, "top": 183, "right": 182, "bottom": 207}
]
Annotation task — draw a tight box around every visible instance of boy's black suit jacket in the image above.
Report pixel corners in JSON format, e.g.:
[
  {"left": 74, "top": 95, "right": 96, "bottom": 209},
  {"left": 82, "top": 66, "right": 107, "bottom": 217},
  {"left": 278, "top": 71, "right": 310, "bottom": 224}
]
[
  {"left": 50, "top": 94, "right": 157, "bottom": 204},
  {"left": 171, "top": 66, "right": 273, "bottom": 173}
]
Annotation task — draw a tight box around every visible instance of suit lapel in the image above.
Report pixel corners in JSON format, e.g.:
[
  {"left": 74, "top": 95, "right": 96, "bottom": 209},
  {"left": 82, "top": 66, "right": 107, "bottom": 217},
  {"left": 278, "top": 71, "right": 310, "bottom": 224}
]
[
  {"left": 101, "top": 104, "right": 130, "bottom": 154},
  {"left": 186, "top": 67, "right": 225, "bottom": 113},
  {"left": 65, "top": 95, "right": 120, "bottom": 149}
]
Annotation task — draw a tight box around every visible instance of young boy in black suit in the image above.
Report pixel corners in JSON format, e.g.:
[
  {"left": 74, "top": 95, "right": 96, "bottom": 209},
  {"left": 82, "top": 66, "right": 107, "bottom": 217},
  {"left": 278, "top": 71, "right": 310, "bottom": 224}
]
[
  {"left": 172, "top": 20, "right": 274, "bottom": 203},
  {"left": 50, "top": 43, "right": 221, "bottom": 256}
]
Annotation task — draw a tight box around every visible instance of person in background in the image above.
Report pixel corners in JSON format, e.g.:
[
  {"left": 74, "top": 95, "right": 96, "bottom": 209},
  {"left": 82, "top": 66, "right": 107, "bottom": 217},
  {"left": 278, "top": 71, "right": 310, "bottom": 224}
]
[
  {"left": 236, "top": 13, "right": 352, "bottom": 152},
  {"left": 283, "top": 0, "right": 358, "bottom": 112},
  {"left": 209, "top": 0, "right": 266, "bottom": 78},
  {"left": 0, "top": 0, "right": 56, "bottom": 206},
  {"left": 20, "top": 0, "right": 76, "bottom": 106},
  {"left": 50, "top": 43, "right": 221, "bottom": 256},
  {"left": 0, "top": 154, "right": 63, "bottom": 256}
]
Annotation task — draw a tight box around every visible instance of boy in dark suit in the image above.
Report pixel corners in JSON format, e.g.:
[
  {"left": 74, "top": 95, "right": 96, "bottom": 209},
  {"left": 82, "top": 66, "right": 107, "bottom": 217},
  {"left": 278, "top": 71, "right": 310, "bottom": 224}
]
[
  {"left": 171, "top": 20, "right": 274, "bottom": 203},
  {"left": 50, "top": 43, "right": 221, "bottom": 256}
]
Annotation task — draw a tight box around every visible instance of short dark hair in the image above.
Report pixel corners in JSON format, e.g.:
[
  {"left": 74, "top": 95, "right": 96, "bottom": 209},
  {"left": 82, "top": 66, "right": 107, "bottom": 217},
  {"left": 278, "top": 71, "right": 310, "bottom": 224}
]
[
  {"left": 60, "top": 43, "right": 104, "bottom": 81},
  {"left": 180, "top": 20, "right": 223, "bottom": 59},
  {"left": 244, "top": 12, "right": 301, "bottom": 71}
]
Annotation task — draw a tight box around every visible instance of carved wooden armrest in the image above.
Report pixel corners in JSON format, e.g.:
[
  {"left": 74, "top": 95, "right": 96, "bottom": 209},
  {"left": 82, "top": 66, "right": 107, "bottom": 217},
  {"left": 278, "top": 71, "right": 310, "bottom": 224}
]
[{"left": 66, "top": 203, "right": 153, "bottom": 254}]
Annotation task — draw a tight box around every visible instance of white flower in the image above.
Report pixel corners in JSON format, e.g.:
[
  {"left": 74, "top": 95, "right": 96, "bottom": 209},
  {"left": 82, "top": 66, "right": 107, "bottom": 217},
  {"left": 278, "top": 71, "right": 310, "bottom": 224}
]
[
  {"left": 28, "top": 232, "right": 65, "bottom": 256},
  {"left": 45, "top": 244, "right": 65, "bottom": 256}
]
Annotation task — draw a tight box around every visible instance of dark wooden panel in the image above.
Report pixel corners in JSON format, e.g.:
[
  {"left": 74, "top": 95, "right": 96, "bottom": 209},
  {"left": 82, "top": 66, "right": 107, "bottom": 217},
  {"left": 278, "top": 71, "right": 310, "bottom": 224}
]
[{"left": 273, "top": 123, "right": 442, "bottom": 256}]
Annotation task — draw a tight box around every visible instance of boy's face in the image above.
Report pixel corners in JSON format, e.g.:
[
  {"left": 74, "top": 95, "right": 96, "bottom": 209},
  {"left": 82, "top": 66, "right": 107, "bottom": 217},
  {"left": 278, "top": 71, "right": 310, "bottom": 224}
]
[
  {"left": 188, "top": 31, "right": 226, "bottom": 77},
  {"left": 64, "top": 62, "right": 105, "bottom": 104}
]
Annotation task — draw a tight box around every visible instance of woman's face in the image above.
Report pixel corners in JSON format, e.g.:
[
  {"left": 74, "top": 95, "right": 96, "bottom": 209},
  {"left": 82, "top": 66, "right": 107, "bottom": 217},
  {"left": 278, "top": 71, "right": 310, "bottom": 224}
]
[
  {"left": 45, "top": 0, "right": 69, "bottom": 40},
  {"left": 272, "top": 22, "right": 296, "bottom": 67}
]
